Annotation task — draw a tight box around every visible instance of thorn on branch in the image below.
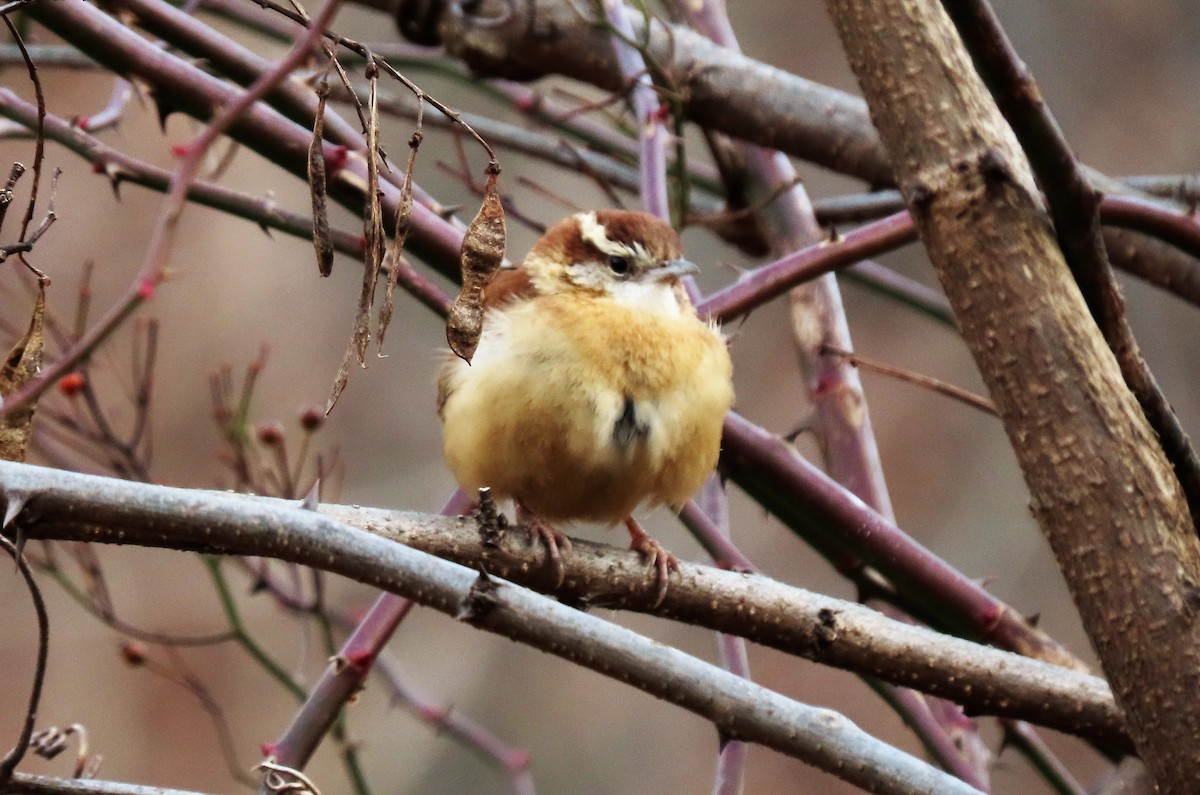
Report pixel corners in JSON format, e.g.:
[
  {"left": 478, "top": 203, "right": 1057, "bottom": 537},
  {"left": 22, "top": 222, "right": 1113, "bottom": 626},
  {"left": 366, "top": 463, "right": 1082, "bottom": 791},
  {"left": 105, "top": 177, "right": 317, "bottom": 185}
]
[
  {"left": 457, "top": 568, "right": 501, "bottom": 623},
  {"left": 473, "top": 487, "right": 506, "bottom": 549}
]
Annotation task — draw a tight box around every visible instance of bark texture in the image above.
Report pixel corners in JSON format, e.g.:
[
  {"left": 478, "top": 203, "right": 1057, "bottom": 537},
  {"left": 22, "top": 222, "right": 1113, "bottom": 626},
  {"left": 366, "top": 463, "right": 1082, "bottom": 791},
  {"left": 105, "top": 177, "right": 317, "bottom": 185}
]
[
  {"left": 434, "top": 0, "right": 888, "bottom": 182},
  {"left": 825, "top": 2, "right": 1200, "bottom": 790}
]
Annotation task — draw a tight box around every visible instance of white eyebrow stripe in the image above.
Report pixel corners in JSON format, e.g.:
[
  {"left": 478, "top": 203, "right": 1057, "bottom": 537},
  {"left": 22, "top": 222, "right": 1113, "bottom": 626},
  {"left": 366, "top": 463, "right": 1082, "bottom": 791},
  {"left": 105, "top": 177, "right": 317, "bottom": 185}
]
[{"left": 575, "top": 211, "right": 650, "bottom": 262}]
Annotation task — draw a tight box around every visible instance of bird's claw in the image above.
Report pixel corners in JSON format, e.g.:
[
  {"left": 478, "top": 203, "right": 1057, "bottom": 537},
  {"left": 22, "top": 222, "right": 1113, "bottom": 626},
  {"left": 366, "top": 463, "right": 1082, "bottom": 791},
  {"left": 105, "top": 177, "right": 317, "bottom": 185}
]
[
  {"left": 625, "top": 518, "right": 678, "bottom": 608},
  {"left": 522, "top": 514, "right": 571, "bottom": 588}
]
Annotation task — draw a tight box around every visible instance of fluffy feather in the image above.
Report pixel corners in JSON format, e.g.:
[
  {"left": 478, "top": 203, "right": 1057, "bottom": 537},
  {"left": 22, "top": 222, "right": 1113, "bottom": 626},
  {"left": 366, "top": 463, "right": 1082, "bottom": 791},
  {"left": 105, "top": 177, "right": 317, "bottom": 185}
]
[{"left": 438, "top": 210, "right": 734, "bottom": 524}]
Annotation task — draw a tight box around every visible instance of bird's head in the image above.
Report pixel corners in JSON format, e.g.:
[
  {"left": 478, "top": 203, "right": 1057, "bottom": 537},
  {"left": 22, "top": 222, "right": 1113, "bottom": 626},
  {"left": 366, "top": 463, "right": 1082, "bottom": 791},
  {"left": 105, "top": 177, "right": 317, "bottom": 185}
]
[{"left": 520, "top": 210, "right": 699, "bottom": 311}]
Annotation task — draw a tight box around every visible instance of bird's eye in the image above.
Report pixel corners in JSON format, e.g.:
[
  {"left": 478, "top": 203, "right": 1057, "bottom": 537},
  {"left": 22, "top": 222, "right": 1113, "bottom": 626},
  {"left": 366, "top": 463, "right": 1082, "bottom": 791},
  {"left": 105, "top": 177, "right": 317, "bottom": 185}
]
[{"left": 608, "top": 255, "right": 631, "bottom": 275}]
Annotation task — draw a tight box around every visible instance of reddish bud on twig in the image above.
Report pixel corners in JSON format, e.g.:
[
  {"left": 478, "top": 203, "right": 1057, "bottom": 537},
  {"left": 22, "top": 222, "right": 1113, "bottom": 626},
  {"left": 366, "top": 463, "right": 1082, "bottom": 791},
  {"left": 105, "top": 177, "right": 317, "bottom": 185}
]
[
  {"left": 299, "top": 405, "right": 324, "bottom": 431},
  {"left": 57, "top": 371, "right": 85, "bottom": 396},
  {"left": 256, "top": 421, "right": 285, "bottom": 446},
  {"left": 120, "top": 641, "right": 148, "bottom": 666},
  {"left": 325, "top": 144, "right": 348, "bottom": 175},
  {"left": 344, "top": 648, "right": 376, "bottom": 673}
]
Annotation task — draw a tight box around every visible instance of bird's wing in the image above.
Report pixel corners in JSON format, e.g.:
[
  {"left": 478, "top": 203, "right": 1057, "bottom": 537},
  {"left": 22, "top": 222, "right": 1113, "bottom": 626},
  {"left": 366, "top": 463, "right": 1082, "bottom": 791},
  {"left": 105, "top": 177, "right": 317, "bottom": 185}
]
[
  {"left": 484, "top": 266, "right": 537, "bottom": 308},
  {"left": 437, "top": 267, "right": 538, "bottom": 419}
]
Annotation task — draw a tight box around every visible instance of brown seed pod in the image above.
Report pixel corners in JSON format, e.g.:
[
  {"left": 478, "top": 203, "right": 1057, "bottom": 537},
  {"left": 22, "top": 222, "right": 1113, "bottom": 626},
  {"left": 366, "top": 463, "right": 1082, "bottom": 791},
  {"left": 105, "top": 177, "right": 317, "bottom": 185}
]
[
  {"left": 0, "top": 284, "right": 44, "bottom": 463},
  {"left": 447, "top": 160, "right": 504, "bottom": 363},
  {"left": 308, "top": 79, "right": 334, "bottom": 278}
]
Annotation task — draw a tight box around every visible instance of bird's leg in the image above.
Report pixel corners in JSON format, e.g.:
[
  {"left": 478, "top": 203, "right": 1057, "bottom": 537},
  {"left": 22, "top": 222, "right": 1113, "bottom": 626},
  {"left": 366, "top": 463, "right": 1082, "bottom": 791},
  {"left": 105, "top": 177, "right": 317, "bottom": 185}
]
[
  {"left": 623, "top": 516, "right": 679, "bottom": 608},
  {"left": 515, "top": 501, "right": 572, "bottom": 588}
]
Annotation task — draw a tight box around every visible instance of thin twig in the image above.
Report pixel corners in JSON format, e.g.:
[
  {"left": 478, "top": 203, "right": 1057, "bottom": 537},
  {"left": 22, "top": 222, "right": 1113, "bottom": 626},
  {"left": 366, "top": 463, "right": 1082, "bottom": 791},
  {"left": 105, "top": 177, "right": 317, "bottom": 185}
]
[
  {"left": 821, "top": 345, "right": 997, "bottom": 416},
  {"left": 0, "top": 0, "right": 343, "bottom": 419},
  {"left": 3, "top": 17, "right": 50, "bottom": 281},
  {"left": 0, "top": 532, "right": 50, "bottom": 783}
]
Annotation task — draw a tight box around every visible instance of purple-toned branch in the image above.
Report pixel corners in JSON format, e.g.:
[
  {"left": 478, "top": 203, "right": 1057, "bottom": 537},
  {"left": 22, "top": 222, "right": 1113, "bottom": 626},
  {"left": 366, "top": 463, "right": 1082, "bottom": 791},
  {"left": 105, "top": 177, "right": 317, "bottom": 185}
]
[
  {"left": 719, "top": 412, "right": 1087, "bottom": 672},
  {"left": 675, "top": 0, "right": 985, "bottom": 782},
  {"left": 373, "top": 655, "right": 537, "bottom": 795},
  {"left": 1101, "top": 194, "right": 1200, "bottom": 262},
  {"left": 698, "top": 211, "right": 918, "bottom": 322},
  {"left": 0, "top": 90, "right": 454, "bottom": 318},
  {"left": 601, "top": 0, "right": 669, "bottom": 220},
  {"left": 262, "top": 593, "right": 413, "bottom": 771},
  {"left": 260, "top": 493, "right": 466, "bottom": 786},
  {"left": 604, "top": 5, "right": 745, "bottom": 788},
  {"left": 872, "top": 684, "right": 989, "bottom": 792}
]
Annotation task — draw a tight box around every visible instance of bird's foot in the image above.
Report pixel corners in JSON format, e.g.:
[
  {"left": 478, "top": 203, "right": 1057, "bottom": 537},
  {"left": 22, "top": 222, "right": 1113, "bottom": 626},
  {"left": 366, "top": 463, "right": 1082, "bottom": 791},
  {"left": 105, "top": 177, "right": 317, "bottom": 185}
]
[
  {"left": 624, "top": 517, "right": 678, "bottom": 608},
  {"left": 516, "top": 503, "right": 572, "bottom": 588}
]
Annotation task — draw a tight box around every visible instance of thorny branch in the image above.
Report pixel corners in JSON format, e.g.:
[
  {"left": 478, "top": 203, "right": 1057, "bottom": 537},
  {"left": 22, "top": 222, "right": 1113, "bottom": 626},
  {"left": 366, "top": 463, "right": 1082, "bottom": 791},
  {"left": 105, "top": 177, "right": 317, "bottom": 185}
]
[
  {"left": 0, "top": 461, "right": 981, "bottom": 795},
  {"left": 0, "top": 463, "right": 1126, "bottom": 750},
  {"left": 5, "top": 0, "right": 1195, "bottom": 790}
]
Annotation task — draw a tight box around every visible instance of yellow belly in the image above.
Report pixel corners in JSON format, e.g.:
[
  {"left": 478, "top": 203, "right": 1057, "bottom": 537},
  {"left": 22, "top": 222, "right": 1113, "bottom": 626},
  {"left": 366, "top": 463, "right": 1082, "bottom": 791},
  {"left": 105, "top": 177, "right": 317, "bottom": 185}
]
[{"left": 439, "top": 295, "right": 733, "bottom": 523}]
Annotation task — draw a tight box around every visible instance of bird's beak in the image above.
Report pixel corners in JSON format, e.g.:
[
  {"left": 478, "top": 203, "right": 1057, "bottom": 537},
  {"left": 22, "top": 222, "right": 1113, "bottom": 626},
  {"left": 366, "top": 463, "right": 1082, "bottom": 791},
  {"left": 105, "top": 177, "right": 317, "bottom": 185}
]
[{"left": 645, "top": 258, "right": 700, "bottom": 282}]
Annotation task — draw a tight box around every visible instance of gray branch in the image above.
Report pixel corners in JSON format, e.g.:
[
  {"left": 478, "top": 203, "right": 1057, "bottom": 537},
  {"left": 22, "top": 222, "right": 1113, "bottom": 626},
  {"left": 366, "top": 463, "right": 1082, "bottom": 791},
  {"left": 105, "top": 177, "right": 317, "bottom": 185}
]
[
  {"left": 1, "top": 462, "right": 1125, "bottom": 752},
  {"left": 0, "top": 461, "right": 977, "bottom": 794}
]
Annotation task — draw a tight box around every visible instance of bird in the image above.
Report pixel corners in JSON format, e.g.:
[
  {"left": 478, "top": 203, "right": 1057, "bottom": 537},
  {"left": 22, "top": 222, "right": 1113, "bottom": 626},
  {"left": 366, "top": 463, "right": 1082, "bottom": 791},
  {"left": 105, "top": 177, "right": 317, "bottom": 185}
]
[{"left": 437, "top": 209, "right": 734, "bottom": 605}]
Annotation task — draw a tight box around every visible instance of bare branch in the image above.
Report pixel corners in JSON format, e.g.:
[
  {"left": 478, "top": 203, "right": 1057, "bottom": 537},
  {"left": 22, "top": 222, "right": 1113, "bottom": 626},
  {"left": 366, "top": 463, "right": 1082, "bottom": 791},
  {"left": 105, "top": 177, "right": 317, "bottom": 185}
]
[
  {"left": 0, "top": 462, "right": 1126, "bottom": 751},
  {"left": 0, "top": 461, "right": 982, "bottom": 794}
]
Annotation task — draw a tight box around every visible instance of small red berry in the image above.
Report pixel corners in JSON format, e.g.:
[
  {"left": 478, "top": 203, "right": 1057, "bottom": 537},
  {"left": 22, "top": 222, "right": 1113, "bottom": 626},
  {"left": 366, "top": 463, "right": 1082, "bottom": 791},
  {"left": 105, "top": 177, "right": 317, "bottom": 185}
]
[
  {"left": 345, "top": 648, "right": 375, "bottom": 672},
  {"left": 58, "top": 372, "right": 86, "bottom": 396},
  {"left": 120, "top": 641, "right": 148, "bottom": 666}
]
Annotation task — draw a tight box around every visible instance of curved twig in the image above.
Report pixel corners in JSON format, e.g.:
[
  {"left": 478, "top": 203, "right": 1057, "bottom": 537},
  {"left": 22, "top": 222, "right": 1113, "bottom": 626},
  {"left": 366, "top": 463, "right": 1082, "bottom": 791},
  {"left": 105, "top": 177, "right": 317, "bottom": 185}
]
[{"left": 0, "top": 531, "right": 50, "bottom": 783}]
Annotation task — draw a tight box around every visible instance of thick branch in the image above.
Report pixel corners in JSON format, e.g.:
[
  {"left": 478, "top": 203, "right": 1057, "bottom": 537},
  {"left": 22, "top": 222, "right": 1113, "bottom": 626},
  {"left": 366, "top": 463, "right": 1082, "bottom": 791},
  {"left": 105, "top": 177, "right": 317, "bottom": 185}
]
[
  {"left": 824, "top": 2, "right": 1200, "bottom": 791},
  {"left": 1, "top": 774, "right": 210, "bottom": 795},
  {"left": 0, "top": 462, "right": 976, "bottom": 795},
  {"left": 432, "top": 0, "right": 889, "bottom": 183},
  {"left": 0, "top": 462, "right": 1126, "bottom": 751}
]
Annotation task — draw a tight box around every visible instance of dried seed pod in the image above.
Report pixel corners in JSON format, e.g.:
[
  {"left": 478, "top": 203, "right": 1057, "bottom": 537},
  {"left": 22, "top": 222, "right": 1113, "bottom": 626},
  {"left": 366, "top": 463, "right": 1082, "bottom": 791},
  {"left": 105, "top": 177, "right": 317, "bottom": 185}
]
[
  {"left": 378, "top": 128, "right": 421, "bottom": 350},
  {"left": 0, "top": 284, "right": 44, "bottom": 462},
  {"left": 447, "top": 160, "right": 504, "bottom": 363},
  {"left": 308, "top": 80, "right": 334, "bottom": 277}
]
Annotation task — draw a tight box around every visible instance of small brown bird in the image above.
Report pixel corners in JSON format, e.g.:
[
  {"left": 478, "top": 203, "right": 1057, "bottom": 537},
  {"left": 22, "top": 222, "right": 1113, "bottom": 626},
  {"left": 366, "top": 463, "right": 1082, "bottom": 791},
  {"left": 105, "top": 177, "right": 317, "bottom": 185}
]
[{"left": 438, "top": 210, "right": 734, "bottom": 603}]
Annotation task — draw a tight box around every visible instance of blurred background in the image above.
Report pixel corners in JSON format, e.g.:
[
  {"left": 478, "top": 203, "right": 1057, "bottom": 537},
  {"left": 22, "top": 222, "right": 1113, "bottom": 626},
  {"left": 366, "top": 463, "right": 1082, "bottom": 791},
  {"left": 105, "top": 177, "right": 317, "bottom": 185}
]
[{"left": 1, "top": 0, "right": 1198, "bottom": 792}]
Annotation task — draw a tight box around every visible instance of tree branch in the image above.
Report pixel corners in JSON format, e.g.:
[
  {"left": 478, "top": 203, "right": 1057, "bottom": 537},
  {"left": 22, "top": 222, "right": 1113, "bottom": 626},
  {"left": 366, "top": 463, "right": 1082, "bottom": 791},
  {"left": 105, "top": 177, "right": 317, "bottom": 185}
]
[
  {"left": 824, "top": 1, "right": 1200, "bottom": 790},
  {"left": 0, "top": 461, "right": 980, "bottom": 795},
  {"left": 0, "top": 462, "right": 1127, "bottom": 752}
]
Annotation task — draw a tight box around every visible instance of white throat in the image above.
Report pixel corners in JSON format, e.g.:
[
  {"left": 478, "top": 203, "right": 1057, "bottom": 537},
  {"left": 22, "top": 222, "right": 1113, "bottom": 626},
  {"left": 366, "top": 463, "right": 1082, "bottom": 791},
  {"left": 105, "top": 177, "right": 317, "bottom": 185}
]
[{"left": 608, "top": 278, "right": 685, "bottom": 316}]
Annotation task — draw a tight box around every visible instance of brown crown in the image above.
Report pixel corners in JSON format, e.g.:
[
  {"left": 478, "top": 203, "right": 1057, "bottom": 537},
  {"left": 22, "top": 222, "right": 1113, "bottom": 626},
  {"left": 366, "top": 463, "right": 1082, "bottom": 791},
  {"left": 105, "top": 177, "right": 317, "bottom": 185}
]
[{"left": 528, "top": 210, "right": 683, "bottom": 266}]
